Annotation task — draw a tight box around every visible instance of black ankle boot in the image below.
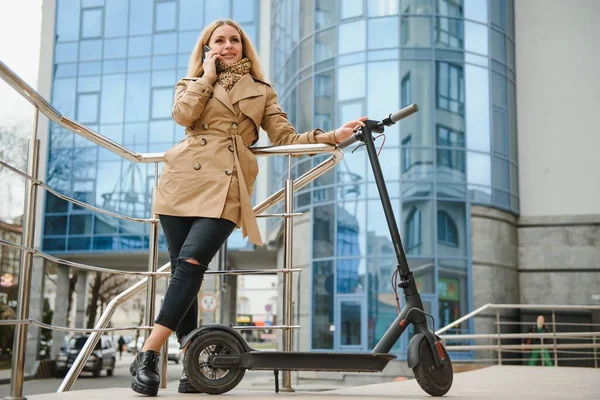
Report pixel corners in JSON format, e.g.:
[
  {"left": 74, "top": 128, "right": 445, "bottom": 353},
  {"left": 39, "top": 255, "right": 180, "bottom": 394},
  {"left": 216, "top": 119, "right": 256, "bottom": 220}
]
[
  {"left": 130, "top": 350, "right": 160, "bottom": 396},
  {"left": 178, "top": 369, "right": 201, "bottom": 393}
]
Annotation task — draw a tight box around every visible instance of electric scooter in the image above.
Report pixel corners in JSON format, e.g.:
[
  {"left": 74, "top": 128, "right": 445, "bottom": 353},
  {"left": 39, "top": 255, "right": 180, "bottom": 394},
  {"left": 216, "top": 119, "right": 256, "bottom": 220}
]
[{"left": 179, "top": 104, "right": 453, "bottom": 396}]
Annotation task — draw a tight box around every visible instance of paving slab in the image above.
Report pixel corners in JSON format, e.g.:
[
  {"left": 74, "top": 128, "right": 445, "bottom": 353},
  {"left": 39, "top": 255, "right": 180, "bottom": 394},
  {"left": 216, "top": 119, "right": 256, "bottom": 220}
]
[{"left": 28, "top": 366, "right": 599, "bottom": 400}]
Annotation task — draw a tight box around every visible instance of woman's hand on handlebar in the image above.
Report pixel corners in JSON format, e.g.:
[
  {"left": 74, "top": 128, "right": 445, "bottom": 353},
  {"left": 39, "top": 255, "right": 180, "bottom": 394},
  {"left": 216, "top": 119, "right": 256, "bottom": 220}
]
[{"left": 334, "top": 116, "right": 368, "bottom": 143}]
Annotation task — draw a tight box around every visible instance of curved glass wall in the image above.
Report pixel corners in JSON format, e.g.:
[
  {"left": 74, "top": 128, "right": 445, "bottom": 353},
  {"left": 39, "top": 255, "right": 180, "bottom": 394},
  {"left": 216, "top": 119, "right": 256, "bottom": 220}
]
[
  {"left": 44, "top": 0, "right": 260, "bottom": 253},
  {"left": 271, "top": 0, "right": 516, "bottom": 356}
]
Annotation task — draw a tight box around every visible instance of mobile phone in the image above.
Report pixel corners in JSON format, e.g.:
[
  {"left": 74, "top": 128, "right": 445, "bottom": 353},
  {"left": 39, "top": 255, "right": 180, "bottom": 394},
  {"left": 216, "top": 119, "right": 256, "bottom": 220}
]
[{"left": 202, "top": 45, "right": 211, "bottom": 62}]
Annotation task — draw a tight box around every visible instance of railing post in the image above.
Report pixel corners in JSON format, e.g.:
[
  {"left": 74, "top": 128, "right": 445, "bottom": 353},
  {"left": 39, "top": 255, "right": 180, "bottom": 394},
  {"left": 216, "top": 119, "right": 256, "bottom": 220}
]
[
  {"left": 281, "top": 155, "right": 295, "bottom": 392},
  {"left": 496, "top": 310, "right": 502, "bottom": 365},
  {"left": 551, "top": 311, "right": 558, "bottom": 366},
  {"left": 6, "top": 111, "right": 40, "bottom": 400},
  {"left": 144, "top": 165, "right": 160, "bottom": 338}
]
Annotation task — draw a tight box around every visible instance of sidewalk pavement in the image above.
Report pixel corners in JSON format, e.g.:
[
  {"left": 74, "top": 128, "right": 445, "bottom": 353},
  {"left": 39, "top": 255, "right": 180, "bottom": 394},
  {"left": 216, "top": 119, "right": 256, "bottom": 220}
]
[{"left": 25, "top": 365, "right": 600, "bottom": 400}]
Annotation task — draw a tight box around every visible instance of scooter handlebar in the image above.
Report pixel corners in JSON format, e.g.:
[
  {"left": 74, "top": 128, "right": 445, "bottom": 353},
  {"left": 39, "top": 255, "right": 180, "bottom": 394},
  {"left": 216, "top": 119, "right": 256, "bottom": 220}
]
[{"left": 337, "top": 103, "right": 420, "bottom": 149}]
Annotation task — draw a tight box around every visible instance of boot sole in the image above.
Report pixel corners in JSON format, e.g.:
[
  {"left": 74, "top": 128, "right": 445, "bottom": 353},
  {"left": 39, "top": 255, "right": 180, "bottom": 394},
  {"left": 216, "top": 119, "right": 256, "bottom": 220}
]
[
  {"left": 131, "top": 376, "right": 159, "bottom": 397},
  {"left": 178, "top": 381, "right": 201, "bottom": 394}
]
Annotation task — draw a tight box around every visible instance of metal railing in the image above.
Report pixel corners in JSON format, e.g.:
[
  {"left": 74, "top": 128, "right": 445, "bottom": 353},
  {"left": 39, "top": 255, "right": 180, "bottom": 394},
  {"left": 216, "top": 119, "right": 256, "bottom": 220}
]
[
  {"left": 437, "top": 304, "right": 600, "bottom": 367},
  {"left": 0, "top": 59, "right": 345, "bottom": 397}
]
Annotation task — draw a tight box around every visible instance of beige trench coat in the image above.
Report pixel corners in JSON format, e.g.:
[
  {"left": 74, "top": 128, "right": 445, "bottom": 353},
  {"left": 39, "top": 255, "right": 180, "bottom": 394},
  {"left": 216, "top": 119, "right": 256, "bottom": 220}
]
[{"left": 154, "top": 73, "right": 337, "bottom": 246}]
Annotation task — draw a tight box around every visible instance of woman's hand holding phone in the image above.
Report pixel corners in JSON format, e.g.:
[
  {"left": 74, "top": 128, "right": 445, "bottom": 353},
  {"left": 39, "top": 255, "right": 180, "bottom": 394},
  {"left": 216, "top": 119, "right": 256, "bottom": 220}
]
[{"left": 202, "top": 45, "right": 220, "bottom": 78}]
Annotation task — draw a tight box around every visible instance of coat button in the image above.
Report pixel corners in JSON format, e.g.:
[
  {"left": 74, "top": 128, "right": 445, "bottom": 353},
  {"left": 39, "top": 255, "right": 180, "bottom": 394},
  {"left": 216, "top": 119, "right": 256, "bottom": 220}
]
[
  {"left": 225, "top": 169, "right": 232, "bottom": 175},
  {"left": 201, "top": 123, "right": 209, "bottom": 130},
  {"left": 228, "top": 144, "right": 234, "bottom": 152},
  {"left": 193, "top": 162, "right": 201, "bottom": 170},
  {"left": 231, "top": 122, "right": 238, "bottom": 129},
  {"left": 200, "top": 138, "right": 207, "bottom": 146}
]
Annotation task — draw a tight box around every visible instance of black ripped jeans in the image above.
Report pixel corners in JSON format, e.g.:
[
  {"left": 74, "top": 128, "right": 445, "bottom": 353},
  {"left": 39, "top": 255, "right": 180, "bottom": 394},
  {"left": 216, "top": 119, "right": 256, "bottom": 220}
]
[{"left": 155, "top": 215, "right": 235, "bottom": 343}]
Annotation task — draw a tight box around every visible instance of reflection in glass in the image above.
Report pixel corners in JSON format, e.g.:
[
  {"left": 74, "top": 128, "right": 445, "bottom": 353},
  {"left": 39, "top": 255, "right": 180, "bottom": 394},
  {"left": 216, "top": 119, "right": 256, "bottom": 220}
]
[
  {"left": 316, "top": 0, "right": 337, "bottom": 29},
  {"left": 129, "top": 36, "right": 152, "bottom": 57},
  {"left": 435, "top": 17, "right": 462, "bottom": 49},
  {"left": 56, "top": 1, "right": 80, "bottom": 42},
  {"left": 339, "top": 21, "right": 366, "bottom": 55},
  {"left": 126, "top": 73, "right": 151, "bottom": 122},
  {"left": 68, "top": 237, "right": 91, "bottom": 251},
  {"left": 77, "top": 93, "right": 99, "bottom": 124},
  {"left": 465, "top": 21, "right": 488, "bottom": 55},
  {"left": 436, "top": 124, "right": 465, "bottom": 180},
  {"left": 438, "top": 258, "right": 468, "bottom": 332},
  {"left": 401, "top": 0, "right": 433, "bottom": 14},
  {"left": 467, "top": 152, "right": 490, "bottom": 186},
  {"left": 312, "top": 261, "right": 334, "bottom": 349},
  {"left": 367, "top": 199, "right": 399, "bottom": 256},
  {"left": 368, "top": 61, "right": 400, "bottom": 145},
  {"left": 368, "top": 18, "right": 399, "bottom": 49},
  {"left": 341, "top": 0, "right": 364, "bottom": 19},
  {"left": 315, "top": 28, "right": 336, "bottom": 62},
  {"left": 338, "top": 65, "right": 365, "bottom": 101},
  {"left": 464, "top": 0, "right": 488, "bottom": 23},
  {"left": 436, "top": 0, "right": 462, "bottom": 17},
  {"left": 179, "top": 0, "right": 204, "bottom": 31},
  {"left": 436, "top": 61, "right": 464, "bottom": 115},
  {"left": 409, "top": 257, "right": 435, "bottom": 293},
  {"left": 437, "top": 201, "right": 466, "bottom": 257},
  {"left": 400, "top": 61, "right": 433, "bottom": 146},
  {"left": 340, "top": 301, "right": 362, "bottom": 345},
  {"left": 153, "top": 33, "right": 177, "bottom": 55},
  {"left": 101, "top": 74, "right": 126, "bottom": 124},
  {"left": 313, "top": 204, "right": 335, "bottom": 258},
  {"left": 401, "top": 16, "right": 432, "bottom": 46},
  {"left": 151, "top": 88, "right": 174, "bottom": 119},
  {"left": 465, "top": 65, "right": 490, "bottom": 152},
  {"left": 402, "top": 146, "right": 434, "bottom": 180},
  {"left": 338, "top": 259, "right": 365, "bottom": 293},
  {"left": 368, "top": 0, "right": 399, "bottom": 16},
  {"left": 403, "top": 199, "right": 434, "bottom": 256}
]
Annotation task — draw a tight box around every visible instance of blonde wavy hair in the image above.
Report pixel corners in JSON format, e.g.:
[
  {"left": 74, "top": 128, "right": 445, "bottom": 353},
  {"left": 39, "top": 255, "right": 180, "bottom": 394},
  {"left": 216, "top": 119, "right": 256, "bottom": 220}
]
[{"left": 187, "top": 19, "right": 267, "bottom": 82}]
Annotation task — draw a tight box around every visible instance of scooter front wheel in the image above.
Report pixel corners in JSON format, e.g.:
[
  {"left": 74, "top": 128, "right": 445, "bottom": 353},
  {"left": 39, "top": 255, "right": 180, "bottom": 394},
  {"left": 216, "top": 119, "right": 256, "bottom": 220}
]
[
  {"left": 184, "top": 330, "right": 246, "bottom": 395},
  {"left": 412, "top": 338, "right": 453, "bottom": 396}
]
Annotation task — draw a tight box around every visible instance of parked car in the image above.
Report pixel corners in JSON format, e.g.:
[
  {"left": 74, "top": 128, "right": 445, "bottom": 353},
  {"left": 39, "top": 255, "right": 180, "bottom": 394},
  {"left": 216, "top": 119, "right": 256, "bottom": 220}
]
[
  {"left": 55, "top": 335, "right": 116, "bottom": 378},
  {"left": 167, "top": 336, "right": 182, "bottom": 364}
]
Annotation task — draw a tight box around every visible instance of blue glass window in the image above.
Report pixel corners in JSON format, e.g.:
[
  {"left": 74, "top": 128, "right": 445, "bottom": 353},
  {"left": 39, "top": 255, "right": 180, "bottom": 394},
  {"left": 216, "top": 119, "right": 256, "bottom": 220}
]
[
  {"left": 155, "top": 1, "right": 177, "bottom": 32},
  {"left": 77, "top": 93, "right": 99, "bottom": 124},
  {"left": 79, "top": 39, "right": 102, "bottom": 61},
  {"left": 437, "top": 210, "right": 458, "bottom": 246},
  {"left": 55, "top": 43, "right": 79, "bottom": 64},
  {"left": 402, "top": 73, "right": 411, "bottom": 107},
  {"left": 205, "top": 0, "right": 230, "bottom": 24},
  {"left": 153, "top": 33, "right": 177, "bottom": 56},
  {"left": 179, "top": 0, "right": 204, "bottom": 31},
  {"left": 368, "top": 0, "right": 399, "bottom": 16},
  {"left": 313, "top": 204, "right": 335, "bottom": 258},
  {"left": 404, "top": 208, "right": 421, "bottom": 254},
  {"left": 341, "top": 0, "right": 364, "bottom": 19},
  {"left": 125, "top": 72, "right": 151, "bottom": 122},
  {"left": 436, "top": 125, "right": 465, "bottom": 173},
  {"left": 312, "top": 261, "right": 334, "bottom": 349},
  {"left": 100, "top": 74, "right": 126, "bottom": 124},
  {"left": 103, "top": 38, "right": 126, "bottom": 59},
  {"left": 104, "top": 0, "right": 129, "bottom": 38},
  {"left": 69, "top": 215, "right": 93, "bottom": 235},
  {"left": 81, "top": 7, "right": 103, "bottom": 39},
  {"left": 129, "top": 0, "right": 153, "bottom": 35},
  {"left": 68, "top": 237, "right": 91, "bottom": 251},
  {"left": 45, "top": 216, "right": 68, "bottom": 235},
  {"left": 233, "top": 0, "right": 255, "bottom": 23},
  {"left": 56, "top": 0, "right": 81, "bottom": 41},
  {"left": 435, "top": 17, "right": 463, "bottom": 49},
  {"left": 151, "top": 87, "right": 174, "bottom": 119},
  {"left": 339, "top": 21, "right": 366, "bottom": 54},
  {"left": 128, "top": 36, "right": 152, "bottom": 57},
  {"left": 436, "top": 61, "right": 464, "bottom": 115},
  {"left": 368, "top": 17, "right": 399, "bottom": 49}
]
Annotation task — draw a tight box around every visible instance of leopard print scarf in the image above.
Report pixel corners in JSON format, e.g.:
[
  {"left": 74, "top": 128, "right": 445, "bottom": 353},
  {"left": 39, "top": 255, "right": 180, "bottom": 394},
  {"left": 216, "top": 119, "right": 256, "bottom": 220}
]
[{"left": 216, "top": 57, "right": 252, "bottom": 92}]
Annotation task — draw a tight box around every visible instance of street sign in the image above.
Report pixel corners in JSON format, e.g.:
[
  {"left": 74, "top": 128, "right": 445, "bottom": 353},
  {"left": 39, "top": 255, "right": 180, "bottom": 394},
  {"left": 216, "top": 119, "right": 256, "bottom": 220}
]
[{"left": 200, "top": 293, "right": 217, "bottom": 312}]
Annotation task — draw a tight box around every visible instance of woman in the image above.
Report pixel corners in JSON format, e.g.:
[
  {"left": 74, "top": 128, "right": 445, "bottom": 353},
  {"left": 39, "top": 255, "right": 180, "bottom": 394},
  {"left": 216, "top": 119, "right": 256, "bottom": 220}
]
[{"left": 130, "top": 19, "right": 366, "bottom": 396}]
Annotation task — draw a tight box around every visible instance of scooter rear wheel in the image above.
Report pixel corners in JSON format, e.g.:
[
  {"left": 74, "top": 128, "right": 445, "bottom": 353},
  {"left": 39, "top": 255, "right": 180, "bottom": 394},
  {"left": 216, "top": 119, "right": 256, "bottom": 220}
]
[
  {"left": 412, "top": 338, "right": 453, "bottom": 396},
  {"left": 184, "top": 330, "right": 246, "bottom": 395}
]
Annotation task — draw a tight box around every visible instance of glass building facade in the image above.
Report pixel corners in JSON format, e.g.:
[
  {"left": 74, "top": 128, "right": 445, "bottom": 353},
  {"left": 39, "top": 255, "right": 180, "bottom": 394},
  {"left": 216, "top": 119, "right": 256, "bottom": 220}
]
[
  {"left": 43, "top": 0, "right": 260, "bottom": 253},
  {"left": 270, "top": 0, "right": 517, "bottom": 356}
]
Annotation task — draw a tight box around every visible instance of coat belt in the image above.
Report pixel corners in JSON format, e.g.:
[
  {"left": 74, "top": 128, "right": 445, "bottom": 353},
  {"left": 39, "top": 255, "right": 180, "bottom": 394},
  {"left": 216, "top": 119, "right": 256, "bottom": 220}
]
[{"left": 231, "top": 134, "right": 263, "bottom": 246}]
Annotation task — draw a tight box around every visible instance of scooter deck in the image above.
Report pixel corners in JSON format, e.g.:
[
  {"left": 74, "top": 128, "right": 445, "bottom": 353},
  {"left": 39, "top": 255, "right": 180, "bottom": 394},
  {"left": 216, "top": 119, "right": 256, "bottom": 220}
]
[{"left": 214, "top": 351, "right": 396, "bottom": 372}]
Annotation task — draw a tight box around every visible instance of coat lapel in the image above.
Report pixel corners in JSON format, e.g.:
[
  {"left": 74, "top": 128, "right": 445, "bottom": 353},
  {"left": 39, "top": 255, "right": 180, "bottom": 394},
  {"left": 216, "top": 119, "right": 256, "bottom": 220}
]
[
  {"left": 229, "top": 74, "right": 264, "bottom": 105},
  {"left": 213, "top": 83, "right": 235, "bottom": 114}
]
